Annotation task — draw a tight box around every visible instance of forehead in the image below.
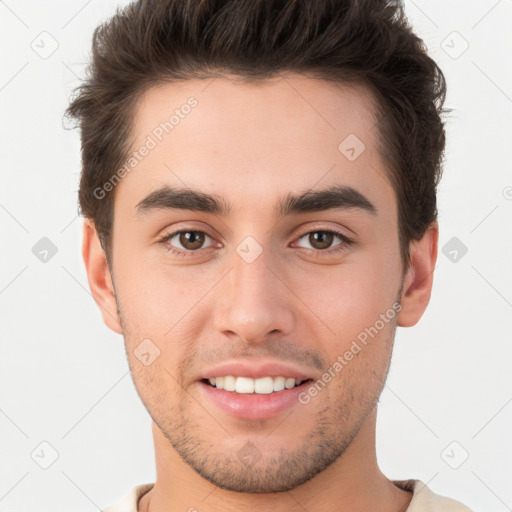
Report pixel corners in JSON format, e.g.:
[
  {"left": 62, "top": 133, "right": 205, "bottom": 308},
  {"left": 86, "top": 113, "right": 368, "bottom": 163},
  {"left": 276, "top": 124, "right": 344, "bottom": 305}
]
[
  {"left": 116, "top": 73, "right": 394, "bottom": 218},
  {"left": 132, "top": 73, "right": 380, "bottom": 152}
]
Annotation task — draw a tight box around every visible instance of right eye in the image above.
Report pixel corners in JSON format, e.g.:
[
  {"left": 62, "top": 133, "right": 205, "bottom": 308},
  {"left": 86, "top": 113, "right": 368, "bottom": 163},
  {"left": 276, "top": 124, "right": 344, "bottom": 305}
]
[{"left": 158, "top": 229, "right": 219, "bottom": 257}]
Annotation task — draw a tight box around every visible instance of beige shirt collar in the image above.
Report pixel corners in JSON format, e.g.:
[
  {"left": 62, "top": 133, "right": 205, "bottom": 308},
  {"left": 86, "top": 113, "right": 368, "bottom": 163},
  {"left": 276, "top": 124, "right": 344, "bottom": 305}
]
[{"left": 102, "top": 479, "right": 473, "bottom": 512}]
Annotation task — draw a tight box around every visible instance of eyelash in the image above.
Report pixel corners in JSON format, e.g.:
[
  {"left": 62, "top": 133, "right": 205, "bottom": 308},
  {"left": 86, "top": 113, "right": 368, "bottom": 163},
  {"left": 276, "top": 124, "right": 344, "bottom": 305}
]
[{"left": 157, "top": 227, "right": 354, "bottom": 258}]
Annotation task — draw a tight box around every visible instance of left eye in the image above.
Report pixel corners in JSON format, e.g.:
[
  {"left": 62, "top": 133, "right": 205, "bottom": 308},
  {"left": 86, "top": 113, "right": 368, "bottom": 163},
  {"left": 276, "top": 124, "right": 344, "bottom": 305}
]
[{"left": 295, "top": 230, "right": 347, "bottom": 251}]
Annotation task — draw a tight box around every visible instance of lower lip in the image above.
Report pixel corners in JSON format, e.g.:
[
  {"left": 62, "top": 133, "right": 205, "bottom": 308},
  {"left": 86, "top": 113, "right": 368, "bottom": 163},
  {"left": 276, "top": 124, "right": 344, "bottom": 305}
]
[{"left": 197, "top": 380, "right": 312, "bottom": 420}]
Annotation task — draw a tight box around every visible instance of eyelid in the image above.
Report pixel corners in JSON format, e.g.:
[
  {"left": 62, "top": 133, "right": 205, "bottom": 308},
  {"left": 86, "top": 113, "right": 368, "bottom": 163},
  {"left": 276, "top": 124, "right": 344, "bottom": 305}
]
[
  {"left": 291, "top": 220, "right": 357, "bottom": 239},
  {"left": 293, "top": 223, "right": 352, "bottom": 240},
  {"left": 157, "top": 221, "right": 220, "bottom": 243}
]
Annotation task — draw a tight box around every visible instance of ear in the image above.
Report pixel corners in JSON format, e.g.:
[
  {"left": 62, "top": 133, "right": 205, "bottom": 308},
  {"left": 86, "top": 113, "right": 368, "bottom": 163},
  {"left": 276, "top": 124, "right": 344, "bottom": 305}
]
[
  {"left": 82, "top": 219, "right": 123, "bottom": 334},
  {"left": 397, "top": 221, "right": 438, "bottom": 327}
]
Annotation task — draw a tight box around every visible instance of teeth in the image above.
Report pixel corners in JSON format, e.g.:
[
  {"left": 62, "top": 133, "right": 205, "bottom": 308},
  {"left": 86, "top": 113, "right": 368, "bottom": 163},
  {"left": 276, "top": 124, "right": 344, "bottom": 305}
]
[
  {"left": 273, "top": 376, "right": 285, "bottom": 391},
  {"left": 223, "top": 375, "right": 236, "bottom": 391},
  {"left": 285, "top": 377, "right": 296, "bottom": 389},
  {"left": 254, "top": 377, "right": 273, "bottom": 394},
  {"left": 236, "top": 377, "right": 254, "bottom": 394},
  {"left": 208, "top": 376, "right": 305, "bottom": 394}
]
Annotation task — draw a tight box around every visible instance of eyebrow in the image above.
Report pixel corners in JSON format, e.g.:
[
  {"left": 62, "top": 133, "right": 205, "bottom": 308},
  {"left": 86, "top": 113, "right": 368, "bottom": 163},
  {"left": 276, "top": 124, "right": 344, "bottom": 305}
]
[{"left": 135, "top": 184, "right": 377, "bottom": 219}]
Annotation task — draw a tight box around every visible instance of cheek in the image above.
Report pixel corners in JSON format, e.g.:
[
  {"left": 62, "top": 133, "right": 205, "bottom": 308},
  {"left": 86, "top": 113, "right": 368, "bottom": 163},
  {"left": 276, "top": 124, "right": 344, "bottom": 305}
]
[
  {"left": 287, "top": 252, "right": 401, "bottom": 367},
  {"left": 126, "top": 356, "right": 182, "bottom": 420},
  {"left": 114, "top": 263, "right": 204, "bottom": 376},
  {"left": 298, "top": 258, "right": 399, "bottom": 329},
  {"left": 114, "top": 256, "right": 207, "bottom": 334}
]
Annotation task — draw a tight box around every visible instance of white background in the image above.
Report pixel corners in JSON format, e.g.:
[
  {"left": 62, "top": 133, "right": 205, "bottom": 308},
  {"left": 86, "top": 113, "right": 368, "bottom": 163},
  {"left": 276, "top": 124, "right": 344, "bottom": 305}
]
[{"left": 1, "top": 0, "right": 511, "bottom": 510}]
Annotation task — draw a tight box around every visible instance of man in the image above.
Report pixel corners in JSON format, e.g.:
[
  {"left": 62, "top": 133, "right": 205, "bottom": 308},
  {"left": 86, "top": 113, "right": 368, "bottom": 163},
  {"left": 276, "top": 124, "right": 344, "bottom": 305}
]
[{"left": 65, "top": 0, "right": 474, "bottom": 510}]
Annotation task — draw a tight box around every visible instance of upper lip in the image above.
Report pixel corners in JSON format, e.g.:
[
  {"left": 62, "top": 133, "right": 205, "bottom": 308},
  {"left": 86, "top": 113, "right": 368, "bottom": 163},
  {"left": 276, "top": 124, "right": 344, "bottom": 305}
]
[{"left": 197, "top": 360, "right": 315, "bottom": 381}]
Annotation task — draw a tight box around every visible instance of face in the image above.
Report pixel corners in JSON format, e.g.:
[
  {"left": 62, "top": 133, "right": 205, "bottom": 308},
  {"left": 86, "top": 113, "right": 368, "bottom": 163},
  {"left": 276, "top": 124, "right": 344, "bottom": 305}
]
[{"left": 95, "top": 74, "right": 410, "bottom": 492}]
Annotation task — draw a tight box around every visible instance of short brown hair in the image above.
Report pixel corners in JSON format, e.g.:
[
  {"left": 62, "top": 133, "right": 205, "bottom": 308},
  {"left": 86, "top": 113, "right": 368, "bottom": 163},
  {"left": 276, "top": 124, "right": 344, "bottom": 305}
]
[{"left": 65, "top": 0, "right": 449, "bottom": 271}]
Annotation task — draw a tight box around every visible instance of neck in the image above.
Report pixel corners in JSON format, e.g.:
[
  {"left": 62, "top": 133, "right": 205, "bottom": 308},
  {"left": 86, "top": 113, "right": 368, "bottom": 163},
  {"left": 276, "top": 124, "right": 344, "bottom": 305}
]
[{"left": 139, "top": 407, "right": 412, "bottom": 512}]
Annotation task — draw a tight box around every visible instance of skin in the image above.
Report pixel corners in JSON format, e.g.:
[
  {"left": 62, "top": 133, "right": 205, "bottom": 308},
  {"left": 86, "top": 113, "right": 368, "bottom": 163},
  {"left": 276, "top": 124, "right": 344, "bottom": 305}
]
[{"left": 82, "top": 73, "right": 438, "bottom": 512}]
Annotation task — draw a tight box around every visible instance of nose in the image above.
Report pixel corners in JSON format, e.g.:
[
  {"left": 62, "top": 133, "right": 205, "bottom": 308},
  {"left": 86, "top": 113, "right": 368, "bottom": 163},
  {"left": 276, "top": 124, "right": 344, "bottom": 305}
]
[{"left": 213, "top": 245, "right": 295, "bottom": 344}]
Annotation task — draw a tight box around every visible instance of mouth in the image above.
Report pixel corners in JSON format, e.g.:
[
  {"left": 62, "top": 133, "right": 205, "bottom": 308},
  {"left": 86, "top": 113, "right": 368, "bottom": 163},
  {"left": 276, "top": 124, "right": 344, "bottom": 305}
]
[
  {"left": 197, "top": 376, "right": 315, "bottom": 420},
  {"left": 201, "top": 376, "right": 314, "bottom": 394}
]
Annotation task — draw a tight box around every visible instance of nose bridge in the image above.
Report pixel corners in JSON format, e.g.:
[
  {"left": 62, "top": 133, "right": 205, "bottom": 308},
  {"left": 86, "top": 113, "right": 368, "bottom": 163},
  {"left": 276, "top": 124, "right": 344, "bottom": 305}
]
[{"left": 214, "top": 238, "right": 294, "bottom": 342}]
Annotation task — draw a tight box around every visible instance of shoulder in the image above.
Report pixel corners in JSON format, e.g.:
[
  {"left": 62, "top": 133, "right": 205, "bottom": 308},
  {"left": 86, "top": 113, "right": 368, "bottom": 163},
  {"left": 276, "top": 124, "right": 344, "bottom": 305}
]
[
  {"left": 102, "top": 484, "right": 154, "bottom": 512},
  {"left": 393, "top": 479, "right": 474, "bottom": 512}
]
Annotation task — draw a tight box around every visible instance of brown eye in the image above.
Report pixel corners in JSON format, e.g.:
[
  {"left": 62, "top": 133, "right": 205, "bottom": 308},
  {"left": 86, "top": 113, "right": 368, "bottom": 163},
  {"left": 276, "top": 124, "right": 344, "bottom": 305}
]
[
  {"left": 293, "top": 228, "right": 354, "bottom": 256},
  {"left": 160, "top": 230, "right": 215, "bottom": 255},
  {"left": 178, "top": 231, "right": 205, "bottom": 250},
  {"left": 296, "top": 230, "right": 343, "bottom": 251},
  {"left": 308, "top": 231, "right": 335, "bottom": 250}
]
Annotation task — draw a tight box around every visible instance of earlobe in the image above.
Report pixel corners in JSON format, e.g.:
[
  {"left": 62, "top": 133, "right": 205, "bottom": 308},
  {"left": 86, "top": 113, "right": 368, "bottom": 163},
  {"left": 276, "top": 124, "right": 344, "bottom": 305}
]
[
  {"left": 397, "top": 222, "right": 438, "bottom": 328},
  {"left": 82, "top": 219, "right": 123, "bottom": 334}
]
